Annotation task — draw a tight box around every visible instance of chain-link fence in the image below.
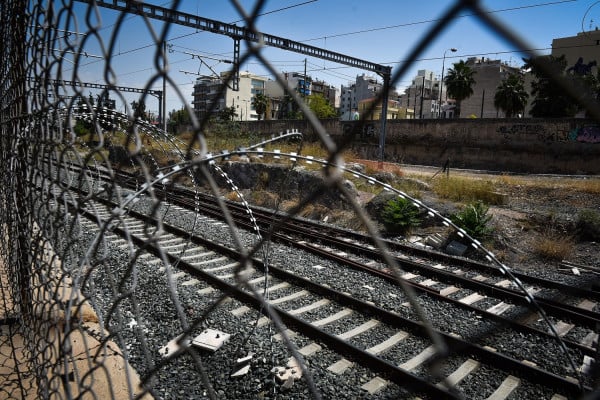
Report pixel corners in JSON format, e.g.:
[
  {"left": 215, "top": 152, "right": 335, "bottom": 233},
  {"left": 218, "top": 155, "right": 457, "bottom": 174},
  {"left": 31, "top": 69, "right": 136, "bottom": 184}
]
[{"left": 1, "top": 1, "right": 599, "bottom": 399}]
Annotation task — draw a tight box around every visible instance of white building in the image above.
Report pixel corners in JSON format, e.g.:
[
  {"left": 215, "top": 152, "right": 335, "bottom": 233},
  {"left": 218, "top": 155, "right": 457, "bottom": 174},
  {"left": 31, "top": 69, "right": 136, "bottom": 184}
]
[
  {"left": 265, "top": 72, "right": 339, "bottom": 119},
  {"left": 398, "top": 70, "right": 442, "bottom": 119},
  {"left": 460, "top": 58, "right": 521, "bottom": 118},
  {"left": 340, "top": 74, "right": 385, "bottom": 120},
  {"left": 192, "top": 71, "right": 268, "bottom": 121}
]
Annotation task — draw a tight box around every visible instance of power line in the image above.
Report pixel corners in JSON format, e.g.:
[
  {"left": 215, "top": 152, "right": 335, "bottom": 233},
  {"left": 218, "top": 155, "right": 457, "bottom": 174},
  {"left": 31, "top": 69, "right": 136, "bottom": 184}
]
[
  {"left": 68, "top": 0, "right": 319, "bottom": 71},
  {"left": 71, "top": 0, "right": 576, "bottom": 77},
  {"left": 384, "top": 40, "right": 600, "bottom": 68},
  {"left": 299, "top": 0, "right": 577, "bottom": 42}
]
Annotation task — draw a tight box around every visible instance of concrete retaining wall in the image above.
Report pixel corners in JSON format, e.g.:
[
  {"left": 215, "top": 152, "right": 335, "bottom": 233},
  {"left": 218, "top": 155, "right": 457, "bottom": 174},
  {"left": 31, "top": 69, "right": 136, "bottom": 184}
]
[{"left": 238, "top": 118, "right": 600, "bottom": 174}]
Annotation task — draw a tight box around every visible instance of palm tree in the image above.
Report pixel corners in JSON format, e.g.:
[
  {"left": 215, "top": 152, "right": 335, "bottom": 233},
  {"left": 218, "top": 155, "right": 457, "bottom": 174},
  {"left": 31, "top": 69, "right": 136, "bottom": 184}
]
[
  {"left": 252, "top": 93, "right": 268, "bottom": 121},
  {"left": 494, "top": 73, "right": 529, "bottom": 118},
  {"left": 444, "top": 60, "right": 476, "bottom": 118}
]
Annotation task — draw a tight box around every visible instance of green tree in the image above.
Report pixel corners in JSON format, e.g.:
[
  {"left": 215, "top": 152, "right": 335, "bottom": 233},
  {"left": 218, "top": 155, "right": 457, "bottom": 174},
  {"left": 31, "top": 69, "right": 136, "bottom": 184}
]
[
  {"left": 168, "top": 107, "right": 192, "bottom": 133},
  {"left": 73, "top": 119, "right": 91, "bottom": 137},
  {"left": 218, "top": 106, "right": 237, "bottom": 122},
  {"left": 307, "top": 93, "right": 337, "bottom": 118},
  {"left": 97, "top": 92, "right": 116, "bottom": 110},
  {"left": 444, "top": 60, "right": 476, "bottom": 118},
  {"left": 252, "top": 93, "right": 269, "bottom": 120},
  {"left": 73, "top": 93, "right": 95, "bottom": 136},
  {"left": 494, "top": 73, "right": 529, "bottom": 118},
  {"left": 567, "top": 59, "right": 600, "bottom": 117},
  {"left": 580, "top": 71, "right": 600, "bottom": 116},
  {"left": 523, "top": 55, "right": 579, "bottom": 117},
  {"left": 131, "top": 100, "right": 147, "bottom": 120},
  {"left": 279, "top": 93, "right": 303, "bottom": 119}
]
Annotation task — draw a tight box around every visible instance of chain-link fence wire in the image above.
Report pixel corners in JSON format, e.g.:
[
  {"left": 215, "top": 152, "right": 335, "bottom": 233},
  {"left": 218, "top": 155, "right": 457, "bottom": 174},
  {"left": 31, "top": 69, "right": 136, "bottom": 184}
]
[{"left": 1, "top": 0, "right": 599, "bottom": 399}]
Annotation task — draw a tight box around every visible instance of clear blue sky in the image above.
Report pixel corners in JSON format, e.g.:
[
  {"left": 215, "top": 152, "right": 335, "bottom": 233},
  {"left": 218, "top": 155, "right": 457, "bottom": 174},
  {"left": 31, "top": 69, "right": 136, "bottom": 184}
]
[{"left": 67, "top": 0, "right": 599, "bottom": 116}]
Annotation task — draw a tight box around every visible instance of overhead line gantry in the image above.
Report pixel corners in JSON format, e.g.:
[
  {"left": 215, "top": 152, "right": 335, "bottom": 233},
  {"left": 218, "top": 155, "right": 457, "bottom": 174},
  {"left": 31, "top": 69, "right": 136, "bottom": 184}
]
[
  {"left": 74, "top": 0, "right": 393, "bottom": 160},
  {"left": 41, "top": 78, "right": 164, "bottom": 121}
]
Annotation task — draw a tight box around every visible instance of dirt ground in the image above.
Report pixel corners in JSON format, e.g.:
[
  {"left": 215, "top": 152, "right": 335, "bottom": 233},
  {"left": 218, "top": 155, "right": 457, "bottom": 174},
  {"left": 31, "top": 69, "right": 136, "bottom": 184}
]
[
  {"left": 231, "top": 159, "right": 599, "bottom": 277},
  {"left": 216, "top": 159, "right": 599, "bottom": 279},
  {"left": 395, "top": 164, "right": 600, "bottom": 277}
]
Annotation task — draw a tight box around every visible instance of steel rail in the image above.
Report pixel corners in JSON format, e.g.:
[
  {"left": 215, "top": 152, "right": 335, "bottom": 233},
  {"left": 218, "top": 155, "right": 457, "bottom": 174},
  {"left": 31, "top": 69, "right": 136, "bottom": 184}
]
[
  {"left": 76, "top": 191, "right": 591, "bottom": 399},
  {"left": 165, "top": 190, "right": 599, "bottom": 358},
  {"left": 55, "top": 191, "right": 458, "bottom": 399},
  {"left": 40, "top": 166, "right": 591, "bottom": 398},
  {"left": 164, "top": 188, "right": 600, "bottom": 326},
  {"left": 52, "top": 160, "right": 600, "bottom": 327}
]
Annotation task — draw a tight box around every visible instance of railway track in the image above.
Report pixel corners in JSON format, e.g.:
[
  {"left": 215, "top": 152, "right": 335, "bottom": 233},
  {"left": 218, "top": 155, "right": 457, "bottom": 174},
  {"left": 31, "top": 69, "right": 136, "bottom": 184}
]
[{"left": 35, "top": 160, "right": 599, "bottom": 399}]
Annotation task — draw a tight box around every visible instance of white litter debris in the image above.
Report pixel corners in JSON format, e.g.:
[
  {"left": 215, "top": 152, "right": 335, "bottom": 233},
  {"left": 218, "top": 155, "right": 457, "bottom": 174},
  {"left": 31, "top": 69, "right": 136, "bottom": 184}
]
[
  {"left": 272, "top": 357, "right": 302, "bottom": 388},
  {"left": 192, "top": 328, "right": 231, "bottom": 352},
  {"left": 231, "top": 353, "right": 253, "bottom": 378}
]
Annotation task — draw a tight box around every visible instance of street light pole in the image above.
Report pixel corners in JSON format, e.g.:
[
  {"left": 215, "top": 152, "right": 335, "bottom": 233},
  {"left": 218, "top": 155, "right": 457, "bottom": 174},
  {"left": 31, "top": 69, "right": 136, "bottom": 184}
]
[
  {"left": 438, "top": 47, "right": 457, "bottom": 118},
  {"left": 419, "top": 75, "right": 425, "bottom": 119}
]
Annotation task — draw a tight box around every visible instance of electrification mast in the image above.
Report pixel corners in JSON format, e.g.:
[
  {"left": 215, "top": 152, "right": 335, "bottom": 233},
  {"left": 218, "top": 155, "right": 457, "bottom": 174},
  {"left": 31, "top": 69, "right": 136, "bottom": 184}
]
[{"left": 75, "top": 0, "right": 393, "bottom": 160}]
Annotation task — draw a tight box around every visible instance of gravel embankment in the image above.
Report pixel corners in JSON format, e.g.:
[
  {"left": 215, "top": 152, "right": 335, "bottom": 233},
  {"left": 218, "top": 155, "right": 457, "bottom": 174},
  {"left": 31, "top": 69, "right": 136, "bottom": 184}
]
[{"left": 43, "top": 191, "right": 591, "bottom": 399}]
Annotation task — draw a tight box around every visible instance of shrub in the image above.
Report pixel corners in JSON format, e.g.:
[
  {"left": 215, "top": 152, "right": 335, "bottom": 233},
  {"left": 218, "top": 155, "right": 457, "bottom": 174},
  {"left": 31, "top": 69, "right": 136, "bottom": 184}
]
[
  {"left": 577, "top": 209, "right": 600, "bottom": 241},
  {"left": 224, "top": 191, "right": 242, "bottom": 202},
  {"left": 450, "top": 201, "right": 493, "bottom": 240},
  {"left": 533, "top": 231, "right": 574, "bottom": 260},
  {"left": 249, "top": 190, "right": 279, "bottom": 208},
  {"left": 299, "top": 203, "right": 329, "bottom": 220},
  {"left": 381, "top": 197, "right": 422, "bottom": 234},
  {"left": 432, "top": 177, "right": 504, "bottom": 205}
]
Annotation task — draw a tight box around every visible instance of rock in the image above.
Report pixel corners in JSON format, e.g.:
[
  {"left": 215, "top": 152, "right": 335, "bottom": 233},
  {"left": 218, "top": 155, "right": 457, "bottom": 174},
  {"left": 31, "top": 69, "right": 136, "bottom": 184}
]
[
  {"left": 346, "top": 162, "right": 366, "bottom": 174},
  {"left": 446, "top": 240, "right": 468, "bottom": 256},
  {"left": 372, "top": 171, "right": 397, "bottom": 185},
  {"left": 210, "top": 161, "right": 357, "bottom": 208},
  {"left": 364, "top": 191, "right": 397, "bottom": 221}
]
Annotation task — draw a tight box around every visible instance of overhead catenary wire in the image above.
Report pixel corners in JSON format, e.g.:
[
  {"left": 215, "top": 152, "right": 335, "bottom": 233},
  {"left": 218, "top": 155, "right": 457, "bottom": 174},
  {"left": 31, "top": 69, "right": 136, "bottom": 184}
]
[
  {"left": 299, "top": 0, "right": 577, "bottom": 43},
  {"left": 68, "top": 0, "right": 590, "bottom": 113},
  {"left": 70, "top": 0, "right": 576, "bottom": 77}
]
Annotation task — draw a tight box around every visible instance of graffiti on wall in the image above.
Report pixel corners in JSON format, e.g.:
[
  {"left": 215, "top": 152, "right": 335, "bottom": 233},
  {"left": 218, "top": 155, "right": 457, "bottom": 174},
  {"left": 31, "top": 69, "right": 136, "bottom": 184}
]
[
  {"left": 497, "top": 124, "right": 563, "bottom": 143},
  {"left": 497, "top": 124, "right": 545, "bottom": 135},
  {"left": 570, "top": 125, "right": 600, "bottom": 143},
  {"left": 342, "top": 122, "right": 378, "bottom": 138},
  {"left": 498, "top": 123, "right": 600, "bottom": 144}
]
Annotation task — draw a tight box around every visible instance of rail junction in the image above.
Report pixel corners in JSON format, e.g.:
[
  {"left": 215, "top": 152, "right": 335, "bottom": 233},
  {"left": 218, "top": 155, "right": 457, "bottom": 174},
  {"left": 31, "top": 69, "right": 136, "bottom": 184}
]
[{"left": 29, "top": 107, "right": 599, "bottom": 398}]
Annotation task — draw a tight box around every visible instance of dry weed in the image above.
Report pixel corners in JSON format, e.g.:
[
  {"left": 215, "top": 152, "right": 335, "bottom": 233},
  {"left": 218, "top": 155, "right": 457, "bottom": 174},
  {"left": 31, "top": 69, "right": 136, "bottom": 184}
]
[{"left": 533, "top": 231, "right": 574, "bottom": 260}]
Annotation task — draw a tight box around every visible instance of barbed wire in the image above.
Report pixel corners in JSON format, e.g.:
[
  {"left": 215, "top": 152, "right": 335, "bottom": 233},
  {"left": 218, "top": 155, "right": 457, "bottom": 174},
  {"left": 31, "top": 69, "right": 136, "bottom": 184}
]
[{"left": 1, "top": 1, "right": 598, "bottom": 399}]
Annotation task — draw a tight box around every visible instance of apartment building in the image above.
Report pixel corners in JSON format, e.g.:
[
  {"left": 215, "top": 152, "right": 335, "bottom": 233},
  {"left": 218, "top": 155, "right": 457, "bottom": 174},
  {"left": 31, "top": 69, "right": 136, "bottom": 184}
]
[
  {"left": 552, "top": 29, "right": 600, "bottom": 76},
  {"left": 398, "top": 70, "right": 440, "bottom": 119},
  {"left": 264, "top": 72, "right": 340, "bottom": 119},
  {"left": 192, "top": 71, "right": 267, "bottom": 121},
  {"left": 311, "top": 79, "right": 340, "bottom": 109},
  {"left": 357, "top": 97, "right": 402, "bottom": 120},
  {"left": 340, "top": 74, "right": 385, "bottom": 119},
  {"left": 459, "top": 57, "right": 521, "bottom": 118}
]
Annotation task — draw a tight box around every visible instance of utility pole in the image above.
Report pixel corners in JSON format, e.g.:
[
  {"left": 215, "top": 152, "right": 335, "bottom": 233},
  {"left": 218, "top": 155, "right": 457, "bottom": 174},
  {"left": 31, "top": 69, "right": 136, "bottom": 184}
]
[
  {"left": 163, "top": 40, "right": 167, "bottom": 134},
  {"left": 303, "top": 58, "right": 307, "bottom": 97},
  {"left": 377, "top": 68, "right": 392, "bottom": 162},
  {"left": 413, "top": 81, "right": 418, "bottom": 118},
  {"left": 419, "top": 76, "right": 425, "bottom": 119},
  {"left": 480, "top": 89, "right": 485, "bottom": 118}
]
